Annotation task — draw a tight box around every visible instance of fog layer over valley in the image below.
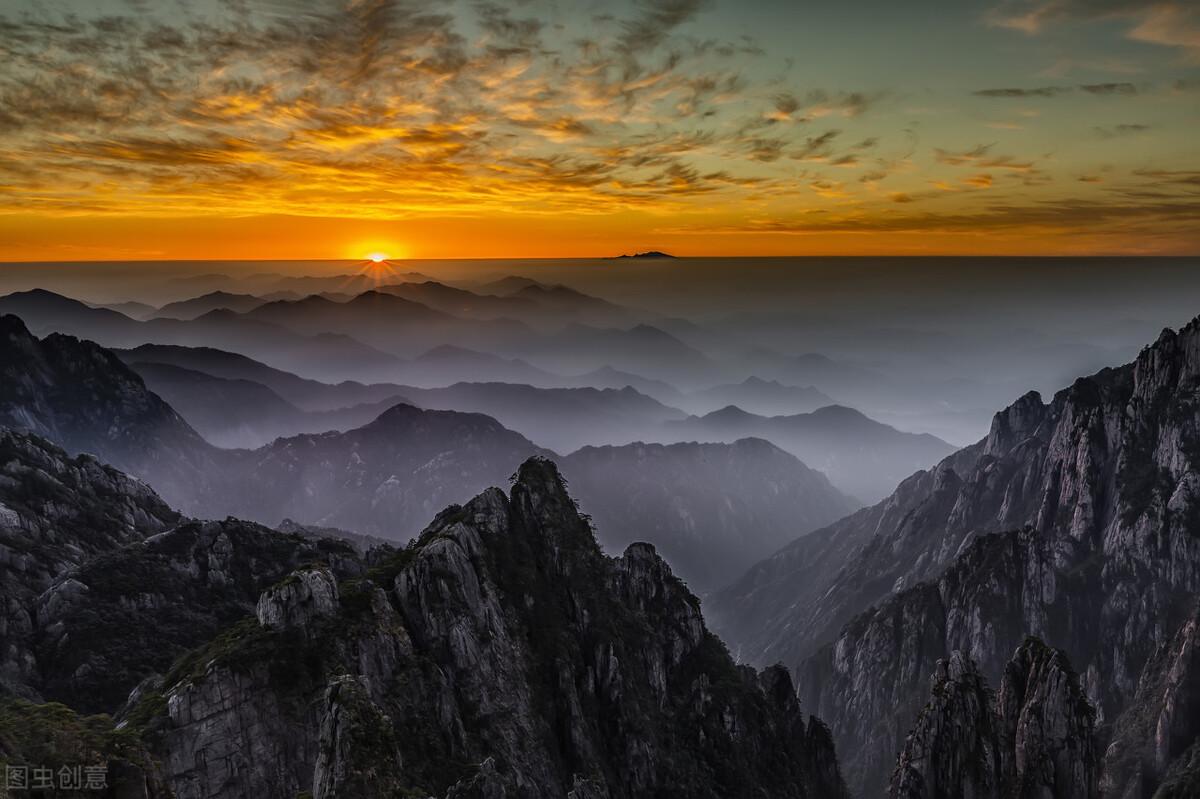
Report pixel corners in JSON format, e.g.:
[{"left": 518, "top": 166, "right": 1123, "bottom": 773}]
[
  {"left": 5, "top": 258, "right": 1200, "bottom": 797},
  {"left": 5, "top": 257, "right": 1198, "bottom": 445}
]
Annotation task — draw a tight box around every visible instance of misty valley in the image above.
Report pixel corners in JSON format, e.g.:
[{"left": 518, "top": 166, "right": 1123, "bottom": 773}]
[
  {"left": 0, "top": 259, "right": 1196, "bottom": 799},
  {"left": 4, "top": 0, "right": 1199, "bottom": 791}
]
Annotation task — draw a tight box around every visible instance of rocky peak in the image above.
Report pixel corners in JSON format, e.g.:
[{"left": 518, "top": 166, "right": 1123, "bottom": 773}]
[
  {"left": 256, "top": 566, "right": 341, "bottom": 635},
  {"left": 509, "top": 456, "right": 595, "bottom": 553},
  {"left": 119, "top": 456, "right": 849, "bottom": 799},
  {"left": 983, "top": 389, "right": 1047, "bottom": 456},
  {"left": 889, "top": 651, "right": 1000, "bottom": 799},
  {"left": 1102, "top": 600, "right": 1200, "bottom": 797},
  {"left": 719, "top": 315, "right": 1200, "bottom": 797},
  {"left": 0, "top": 427, "right": 180, "bottom": 701},
  {"left": 996, "top": 638, "right": 1098, "bottom": 798},
  {"left": 889, "top": 639, "right": 1097, "bottom": 799}
]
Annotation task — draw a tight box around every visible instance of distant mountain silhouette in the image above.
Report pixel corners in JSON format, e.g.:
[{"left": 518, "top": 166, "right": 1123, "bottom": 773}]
[
  {"left": 152, "top": 290, "right": 268, "bottom": 320},
  {"left": 614, "top": 251, "right": 675, "bottom": 258},
  {"left": 95, "top": 300, "right": 157, "bottom": 319},
  {"left": 0, "top": 289, "right": 399, "bottom": 382},
  {"left": 129, "top": 362, "right": 408, "bottom": 448},
  {"left": 212, "top": 403, "right": 549, "bottom": 536},
  {"left": 473, "top": 274, "right": 544, "bottom": 295},
  {"left": 3, "top": 321, "right": 861, "bottom": 596},
  {"left": 687, "top": 376, "right": 836, "bottom": 416},
  {"left": 399, "top": 381, "right": 688, "bottom": 453},
  {"left": 561, "top": 438, "right": 858, "bottom": 590},
  {"left": 239, "top": 290, "right": 536, "bottom": 357},
  {"left": 520, "top": 322, "right": 714, "bottom": 387},
  {"left": 664, "top": 403, "right": 956, "bottom": 501},
  {"left": 115, "top": 343, "right": 407, "bottom": 411},
  {"left": 405, "top": 344, "right": 562, "bottom": 387},
  {"left": 374, "top": 280, "right": 539, "bottom": 320},
  {"left": 560, "top": 365, "right": 688, "bottom": 406}
]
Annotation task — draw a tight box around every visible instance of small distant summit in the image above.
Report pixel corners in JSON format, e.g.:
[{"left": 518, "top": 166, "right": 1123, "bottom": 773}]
[{"left": 612, "top": 250, "right": 676, "bottom": 259}]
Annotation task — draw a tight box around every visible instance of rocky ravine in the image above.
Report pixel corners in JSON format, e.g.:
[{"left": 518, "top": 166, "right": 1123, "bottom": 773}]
[
  {"left": 713, "top": 318, "right": 1200, "bottom": 796},
  {"left": 0, "top": 448, "right": 851, "bottom": 799}
]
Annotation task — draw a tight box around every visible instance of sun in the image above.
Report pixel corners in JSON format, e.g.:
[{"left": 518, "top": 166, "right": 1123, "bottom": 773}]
[{"left": 367, "top": 252, "right": 388, "bottom": 263}]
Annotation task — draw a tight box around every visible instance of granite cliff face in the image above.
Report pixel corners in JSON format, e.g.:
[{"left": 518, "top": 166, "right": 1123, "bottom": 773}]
[
  {"left": 889, "top": 639, "right": 1098, "bottom": 799},
  {"left": 1, "top": 442, "right": 850, "bottom": 798},
  {"left": 1101, "top": 600, "right": 1200, "bottom": 798},
  {"left": 121, "top": 458, "right": 847, "bottom": 798},
  {"left": 713, "top": 317, "right": 1200, "bottom": 796},
  {"left": 35, "top": 518, "right": 367, "bottom": 714},
  {"left": 0, "top": 428, "right": 180, "bottom": 701}
]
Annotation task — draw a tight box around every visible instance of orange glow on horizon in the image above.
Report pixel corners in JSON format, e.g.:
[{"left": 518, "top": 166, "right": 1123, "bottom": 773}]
[{"left": 0, "top": 212, "right": 1196, "bottom": 262}]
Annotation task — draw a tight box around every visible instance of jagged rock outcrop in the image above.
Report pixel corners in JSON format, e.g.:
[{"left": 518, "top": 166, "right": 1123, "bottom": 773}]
[
  {"left": 996, "top": 639, "right": 1098, "bottom": 798},
  {"left": 311, "top": 674, "right": 405, "bottom": 799},
  {"left": 1102, "top": 600, "right": 1200, "bottom": 798},
  {"left": 889, "top": 651, "right": 1002, "bottom": 799},
  {"left": 0, "top": 428, "right": 180, "bottom": 701},
  {"left": 256, "top": 566, "right": 340, "bottom": 633},
  {"left": 31, "top": 518, "right": 365, "bottom": 714},
  {"left": 890, "top": 639, "right": 1097, "bottom": 799},
  {"left": 125, "top": 458, "right": 849, "bottom": 799},
  {"left": 713, "top": 317, "right": 1200, "bottom": 796},
  {"left": 0, "top": 429, "right": 372, "bottom": 711}
]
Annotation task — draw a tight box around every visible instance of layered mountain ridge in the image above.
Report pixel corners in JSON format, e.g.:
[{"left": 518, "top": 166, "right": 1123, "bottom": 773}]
[
  {"left": 0, "top": 314, "right": 853, "bottom": 590},
  {"left": 712, "top": 316, "right": 1200, "bottom": 796}
]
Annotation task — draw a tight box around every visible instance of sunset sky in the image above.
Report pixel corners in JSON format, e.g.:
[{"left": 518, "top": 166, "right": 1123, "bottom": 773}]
[{"left": 1, "top": 0, "right": 1198, "bottom": 260}]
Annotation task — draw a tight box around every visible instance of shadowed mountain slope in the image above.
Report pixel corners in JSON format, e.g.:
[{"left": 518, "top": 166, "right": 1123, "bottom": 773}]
[{"left": 711, "top": 316, "right": 1200, "bottom": 796}]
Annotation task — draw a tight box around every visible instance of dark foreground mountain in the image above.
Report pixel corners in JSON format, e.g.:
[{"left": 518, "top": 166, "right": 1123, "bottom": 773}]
[
  {"left": 889, "top": 639, "right": 1098, "bottom": 799},
  {"left": 0, "top": 446, "right": 850, "bottom": 799},
  {"left": 711, "top": 316, "right": 1200, "bottom": 797},
  {"left": 0, "top": 428, "right": 181, "bottom": 701},
  {"left": 664, "top": 403, "right": 956, "bottom": 502}
]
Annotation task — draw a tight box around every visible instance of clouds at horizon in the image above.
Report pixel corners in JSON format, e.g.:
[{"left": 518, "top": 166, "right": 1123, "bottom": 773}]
[{"left": 0, "top": 0, "right": 1197, "bottom": 257}]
